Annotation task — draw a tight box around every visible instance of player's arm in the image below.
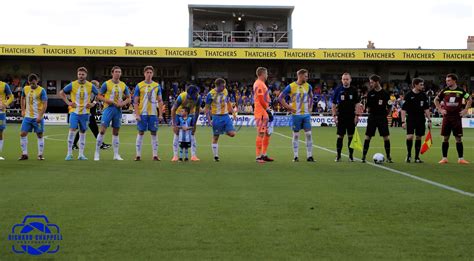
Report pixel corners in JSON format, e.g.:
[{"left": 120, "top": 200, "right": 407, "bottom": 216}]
[
  {"left": 97, "top": 82, "right": 113, "bottom": 105},
  {"left": 0, "top": 84, "right": 13, "bottom": 110},
  {"left": 255, "top": 85, "right": 269, "bottom": 110},
  {"left": 385, "top": 93, "right": 391, "bottom": 116},
  {"left": 227, "top": 100, "right": 236, "bottom": 121},
  {"left": 20, "top": 89, "right": 26, "bottom": 117},
  {"left": 171, "top": 96, "right": 182, "bottom": 126},
  {"left": 365, "top": 92, "right": 373, "bottom": 114},
  {"left": 353, "top": 90, "right": 362, "bottom": 125},
  {"left": 192, "top": 96, "right": 202, "bottom": 133},
  {"left": 87, "top": 84, "right": 99, "bottom": 108},
  {"left": 461, "top": 92, "right": 472, "bottom": 116},
  {"left": 433, "top": 90, "right": 446, "bottom": 115},
  {"left": 331, "top": 88, "right": 339, "bottom": 120},
  {"left": 424, "top": 109, "right": 432, "bottom": 129},
  {"left": 133, "top": 85, "right": 141, "bottom": 120},
  {"left": 157, "top": 95, "right": 164, "bottom": 120},
  {"left": 4, "top": 83, "right": 14, "bottom": 108},
  {"left": 308, "top": 85, "right": 314, "bottom": 112},
  {"left": 121, "top": 86, "right": 131, "bottom": 107},
  {"left": 157, "top": 86, "right": 164, "bottom": 120},
  {"left": 400, "top": 95, "right": 408, "bottom": 129},
  {"left": 38, "top": 89, "right": 48, "bottom": 123},
  {"left": 204, "top": 93, "right": 212, "bottom": 126},
  {"left": 278, "top": 85, "right": 295, "bottom": 113},
  {"left": 59, "top": 83, "right": 75, "bottom": 108}
]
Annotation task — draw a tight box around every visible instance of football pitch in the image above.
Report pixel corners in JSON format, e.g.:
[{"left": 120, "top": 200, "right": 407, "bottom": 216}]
[{"left": 0, "top": 124, "right": 473, "bottom": 259}]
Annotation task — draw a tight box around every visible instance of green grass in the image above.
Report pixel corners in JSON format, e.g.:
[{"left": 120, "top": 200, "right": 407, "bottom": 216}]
[{"left": 0, "top": 124, "right": 473, "bottom": 260}]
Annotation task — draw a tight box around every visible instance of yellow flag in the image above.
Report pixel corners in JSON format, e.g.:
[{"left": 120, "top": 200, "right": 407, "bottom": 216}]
[{"left": 350, "top": 127, "right": 363, "bottom": 151}]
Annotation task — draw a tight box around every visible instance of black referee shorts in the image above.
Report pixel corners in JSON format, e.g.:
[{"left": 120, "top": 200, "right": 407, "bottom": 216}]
[
  {"left": 406, "top": 117, "right": 426, "bottom": 136},
  {"left": 365, "top": 116, "right": 389, "bottom": 137},
  {"left": 337, "top": 116, "right": 356, "bottom": 136}
]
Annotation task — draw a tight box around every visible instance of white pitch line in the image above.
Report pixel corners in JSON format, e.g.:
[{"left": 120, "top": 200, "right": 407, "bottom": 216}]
[{"left": 273, "top": 131, "right": 474, "bottom": 198}]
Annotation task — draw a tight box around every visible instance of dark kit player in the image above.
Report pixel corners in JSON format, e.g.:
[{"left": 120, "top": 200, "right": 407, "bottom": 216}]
[{"left": 434, "top": 73, "right": 472, "bottom": 164}]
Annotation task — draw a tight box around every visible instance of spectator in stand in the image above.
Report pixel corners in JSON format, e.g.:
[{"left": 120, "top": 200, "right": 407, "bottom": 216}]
[{"left": 317, "top": 95, "right": 327, "bottom": 112}]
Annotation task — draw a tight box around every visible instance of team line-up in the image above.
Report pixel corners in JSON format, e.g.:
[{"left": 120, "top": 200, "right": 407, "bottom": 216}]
[{"left": 0, "top": 66, "right": 471, "bottom": 163}]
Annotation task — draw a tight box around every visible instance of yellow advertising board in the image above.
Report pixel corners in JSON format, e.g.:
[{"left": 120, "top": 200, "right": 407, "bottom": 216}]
[{"left": 1, "top": 45, "right": 474, "bottom": 61}]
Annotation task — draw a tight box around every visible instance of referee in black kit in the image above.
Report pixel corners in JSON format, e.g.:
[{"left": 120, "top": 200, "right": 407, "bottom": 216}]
[
  {"left": 401, "top": 78, "right": 432, "bottom": 163},
  {"left": 332, "top": 72, "right": 360, "bottom": 162},
  {"left": 361, "top": 74, "right": 393, "bottom": 163},
  {"left": 72, "top": 80, "right": 111, "bottom": 150}
]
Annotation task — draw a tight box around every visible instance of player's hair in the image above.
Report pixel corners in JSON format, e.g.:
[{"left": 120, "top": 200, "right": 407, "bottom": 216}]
[
  {"left": 369, "top": 74, "right": 381, "bottom": 82},
  {"left": 143, "top": 65, "right": 154, "bottom": 73},
  {"left": 214, "top": 78, "right": 226, "bottom": 87},
  {"left": 111, "top": 66, "right": 121, "bottom": 73},
  {"left": 186, "top": 85, "right": 200, "bottom": 96},
  {"left": 342, "top": 72, "right": 351, "bottom": 78},
  {"left": 297, "top": 69, "right": 308, "bottom": 75},
  {"left": 412, "top": 78, "right": 424, "bottom": 86},
  {"left": 446, "top": 73, "right": 458, "bottom": 81},
  {"left": 28, "top": 73, "right": 39, "bottom": 82},
  {"left": 77, "top": 67, "right": 88, "bottom": 73},
  {"left": 256, "top": 67, "right": 267, "bottom": 77}
]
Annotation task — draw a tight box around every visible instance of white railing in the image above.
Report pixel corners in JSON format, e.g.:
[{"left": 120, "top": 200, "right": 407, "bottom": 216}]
[{"left": 192, "top": 30, "right": 289, "bottom": 48}]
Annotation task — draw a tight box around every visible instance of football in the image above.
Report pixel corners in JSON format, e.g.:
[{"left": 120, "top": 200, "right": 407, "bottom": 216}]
[{"left": 373, "top": 153, "right": 385, "bottom": 164}]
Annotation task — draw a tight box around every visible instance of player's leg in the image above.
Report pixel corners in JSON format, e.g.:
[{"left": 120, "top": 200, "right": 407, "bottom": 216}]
[
  {"left": 259, "top": 117, "right": 272, "bottom": 162},
  {"left": 379, "top": 118, "right": 392, "bottom": 162},
  {"left": 413, "top": 120, "right": 425, "bottom": 163},
  {"left": 262, "top": 132, "right": 272, "bottom": 161},
  {"left": 254, "top": 116, "right": 267, "bottom": 163},
  {"left": 135, "top": 130, "right": 145, "bottom": 161},
  {"left": 112, "top": 127, "right": 122, "bottom": 160},
  {"left": 211, "top": 115, "right": 221, "bottom": 161},
  {"left": 405, "top": 118, "right": 415, "bottom": 162},
  {"left": 336, "top": 118, "right": 345, "bottom": 161},
  {"left": 0, "top": 130, "right": 3, "bottom": 160},
  {"left": 34, "top": 118, "right": 45, "bottom": 160},
  {"left": 172, "top": 115, "right": 180, "bottom": 161},
  {"left": 151, "top": 131, "right": 159, "bottom": 161},
  {"left": 302, "top": 115, "right": 313, "bottom": 162},
  {"left": 455, "top": 135, "right": 467, "bottom": 164},
  {"left": 95, "top": 108, "right": 112, "bottom": 161},
  {"left": 135, "top": 115, "right": 146, "bottom": 161},
  {"left": 66, "top": 113, "right": 79, "bottom": 160},
  {"left": 346, "top": 118, "right": 356, "bottom": 162},
  {"left": 19, "top": 118, "right": 32, "bottom": 160},
  {"left": 179, "top": 143, "right": 184, "bottom": 162},
  {"left": 453, "top": 118, "right": 468, "bottom": 164},
  {"left": 224, "top": 115, "right": 236, "bottom": 138},
  {"left": 406, "top": 134, "right": 414, "bottom": 162},
  {"left": 190, "top": 115, "right": 200, "bottom": 161},
  {"left": 149, "top": 116, "right": 160, "bottom": 161},
  {"left": 439, "top": 118, "right": 451, "bottom": 164},
  {"left": 292, "top": 115, "right": 301, "bottom": 161},
  {"left": 77, "top": 114, "right": 89, "bottom": 160},
  {"left": 212, "top": 135, "right": 220, "bottom": 161},
  {"left": 36, "top": 132, "right": 45, "bottom": 160},
  {"left": 89, "top": 113, "right": 99, "bottom": 138},
  {"left": 184, "top": 145, "right": 189, "bottom": 161},
  {"left": 66, "top": 128, "right": 78, "bottom": 160},
  {"left": 73, "top": 131, "right": 80, "bottom": 150},
  {"left": 362, "top": 118, "right": 376, "bottom": 162},
  {"left": 111, "top": 109, "right": 123, "bottom": 160},
  {"left": 0, "top": 113, "right": 6, "bottom": 159}
]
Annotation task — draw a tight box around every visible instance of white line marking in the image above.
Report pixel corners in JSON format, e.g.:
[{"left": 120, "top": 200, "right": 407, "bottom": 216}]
[{"left": 273, "top": 131, "right": 474, "bottom": 198}]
